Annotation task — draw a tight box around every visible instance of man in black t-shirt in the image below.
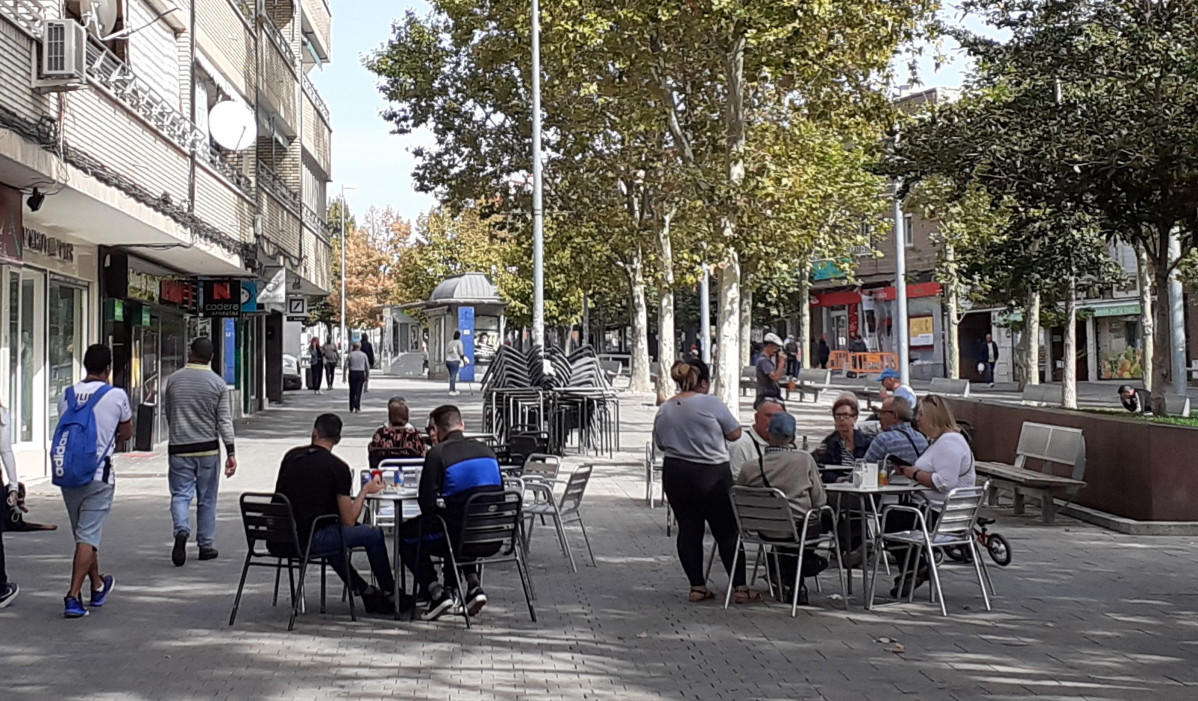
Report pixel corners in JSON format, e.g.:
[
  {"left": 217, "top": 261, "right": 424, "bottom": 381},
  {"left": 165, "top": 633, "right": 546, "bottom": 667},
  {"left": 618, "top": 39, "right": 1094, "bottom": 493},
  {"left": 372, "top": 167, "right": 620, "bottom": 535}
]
[{"left": 274, "top": 414, "right": 399, "bottom": 614}]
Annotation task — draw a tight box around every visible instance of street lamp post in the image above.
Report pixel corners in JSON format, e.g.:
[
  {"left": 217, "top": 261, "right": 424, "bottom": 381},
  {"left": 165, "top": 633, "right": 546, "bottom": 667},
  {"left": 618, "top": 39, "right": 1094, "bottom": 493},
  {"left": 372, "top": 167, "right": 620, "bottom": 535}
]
[
  {"left": 339, "top": 184, "right": 356, "bottom": 355},
  {"left": 531, "top": 0, "right": 545, "bottom": 351}
]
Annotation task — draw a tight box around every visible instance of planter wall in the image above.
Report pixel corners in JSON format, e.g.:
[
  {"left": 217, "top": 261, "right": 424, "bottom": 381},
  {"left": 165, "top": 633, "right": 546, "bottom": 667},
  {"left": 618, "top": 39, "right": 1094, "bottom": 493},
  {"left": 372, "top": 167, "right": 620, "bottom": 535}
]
[{"left": 946, "top": 398, "right": 1198, "bottom": 522}]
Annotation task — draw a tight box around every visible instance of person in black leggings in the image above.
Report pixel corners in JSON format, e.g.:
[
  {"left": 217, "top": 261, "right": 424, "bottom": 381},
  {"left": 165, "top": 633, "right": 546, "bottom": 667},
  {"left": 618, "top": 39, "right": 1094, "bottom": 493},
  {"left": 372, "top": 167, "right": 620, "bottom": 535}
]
[{"left": 653, "top": 358, "right": 762, "bottom": 604}]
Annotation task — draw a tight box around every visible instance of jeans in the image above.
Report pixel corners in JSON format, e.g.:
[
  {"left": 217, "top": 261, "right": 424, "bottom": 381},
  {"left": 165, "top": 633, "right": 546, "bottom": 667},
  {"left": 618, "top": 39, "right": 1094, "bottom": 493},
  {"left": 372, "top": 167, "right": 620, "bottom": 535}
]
[
  {"left": 325, "top": 363, "right": 336, "bottom": 388},
  {"left": 348, "top": 371, "right": 366, "bottom": 411},
  {"left": 398, "top": 515, "right": 485, "bottom": 593},
  {"left": 446, "top": 361, "right": 461, "bottom": 392},
  {"left": 986, "top": 361, "right": 996, "bottom": 383},
  {"left": 661, "top": 457, "right": 746, "bottom": 588},
  {"left": 168, "top": 454, "right": 221, "bottom": 547},
  {"left": 309, "top": 524, "right": 396, "bottom": 595}
]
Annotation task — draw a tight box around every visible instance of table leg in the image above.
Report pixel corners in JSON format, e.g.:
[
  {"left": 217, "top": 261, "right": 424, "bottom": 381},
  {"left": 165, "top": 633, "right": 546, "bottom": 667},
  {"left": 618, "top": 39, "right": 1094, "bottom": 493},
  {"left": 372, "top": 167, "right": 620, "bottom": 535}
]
[{"left": 392, "top": 518, "right": 402, "bottom": 621}]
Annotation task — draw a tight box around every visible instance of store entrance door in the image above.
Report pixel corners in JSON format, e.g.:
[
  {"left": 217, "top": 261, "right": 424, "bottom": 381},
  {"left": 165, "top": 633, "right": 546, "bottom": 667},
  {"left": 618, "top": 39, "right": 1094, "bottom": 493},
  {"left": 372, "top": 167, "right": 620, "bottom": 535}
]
[{"left": 7, "top": 269, "right": 46, "bottom": 479}]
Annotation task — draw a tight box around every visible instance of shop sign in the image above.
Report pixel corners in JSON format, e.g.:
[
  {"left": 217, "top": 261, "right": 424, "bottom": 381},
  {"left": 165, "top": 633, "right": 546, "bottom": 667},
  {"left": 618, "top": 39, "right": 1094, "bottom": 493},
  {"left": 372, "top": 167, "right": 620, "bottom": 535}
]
[
  {"left": 286, "top": 296, "right": 307, "bottom": 321},
  {"left": 811, "top": 259, "right": 849, "bottom": 282},
  {"left": 138, "top": 307, "right": 152, "bottom": 326},
  {"left": 201, "top": 279, "right": 242, "bottom": 317},
  {"left": 240, "top": 281, "right": 260, "bottom": 314},
  {"left": 128, "top": 270, "right": 160, "bottom": 303},
  {"left": 909, "top": 315, "right": 935, "bottom": 348},
  {"left": 258, "top": 269, "right": 286, "bottom": 305},
  {"left": 160, "top": 279, "right": 195, "bottom": 308},
  {"left": 1094, "top": 303, "right": 1141, "bottom": 318},
  {"left": 23, "top": 228, "right": 74, "bottom": 263},
  {"left": 106, "top": 298, "right": 124, "bottom": 323},
  {"left": 0, "top": 186, "right": 22, "bottom": 263}
]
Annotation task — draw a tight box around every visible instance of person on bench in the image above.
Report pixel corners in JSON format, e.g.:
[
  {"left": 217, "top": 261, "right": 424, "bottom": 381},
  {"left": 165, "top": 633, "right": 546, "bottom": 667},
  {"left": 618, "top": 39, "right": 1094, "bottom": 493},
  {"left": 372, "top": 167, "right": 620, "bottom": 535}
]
[{"left": 885, "top": 394, "right": 976, "bottom": 599}]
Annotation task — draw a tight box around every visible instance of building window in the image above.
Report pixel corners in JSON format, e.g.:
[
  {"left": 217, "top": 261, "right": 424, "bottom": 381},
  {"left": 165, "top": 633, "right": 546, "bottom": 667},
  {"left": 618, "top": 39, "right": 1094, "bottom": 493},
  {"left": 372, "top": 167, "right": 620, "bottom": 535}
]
[{"left": 903, "top": 214, "right": 914, "bottom": 247}]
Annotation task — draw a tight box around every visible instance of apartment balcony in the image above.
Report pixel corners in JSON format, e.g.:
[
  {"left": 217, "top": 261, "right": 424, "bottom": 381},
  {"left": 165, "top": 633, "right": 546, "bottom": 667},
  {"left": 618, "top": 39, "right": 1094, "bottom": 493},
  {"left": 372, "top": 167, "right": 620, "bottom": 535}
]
[
  {"left": 300, "top": 0, "right": 331, "bottom": 67},
  {"left": 301, "top": 79, "right": 331, "bottom": 178},
  {"left": 301, "top": 225, "right": 331, "bottom": 292}
]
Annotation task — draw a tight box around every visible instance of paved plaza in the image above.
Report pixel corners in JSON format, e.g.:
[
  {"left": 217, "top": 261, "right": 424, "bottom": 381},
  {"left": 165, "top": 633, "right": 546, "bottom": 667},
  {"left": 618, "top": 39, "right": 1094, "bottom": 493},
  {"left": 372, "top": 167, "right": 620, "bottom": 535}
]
[{"left": 4, "top": 377, "right": 1198, "bottom": 700}]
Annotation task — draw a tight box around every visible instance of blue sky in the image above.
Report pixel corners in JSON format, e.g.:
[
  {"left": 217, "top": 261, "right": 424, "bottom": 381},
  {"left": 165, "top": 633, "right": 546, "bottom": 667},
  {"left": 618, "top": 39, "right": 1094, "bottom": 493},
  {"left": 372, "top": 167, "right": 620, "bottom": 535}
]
[{"left": 314, "top": 1, "right": 997, "bottom": 225}]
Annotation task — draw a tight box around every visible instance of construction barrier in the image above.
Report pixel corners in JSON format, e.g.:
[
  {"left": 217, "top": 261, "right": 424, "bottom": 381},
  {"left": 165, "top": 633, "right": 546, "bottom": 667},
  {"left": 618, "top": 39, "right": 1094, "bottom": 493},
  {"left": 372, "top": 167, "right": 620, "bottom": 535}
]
[
  {"left": 828, "top": 350, "right": 851, "bottom": 372},
  {"left": 850, "top": 352, "right": 899, "bottom": 376}
]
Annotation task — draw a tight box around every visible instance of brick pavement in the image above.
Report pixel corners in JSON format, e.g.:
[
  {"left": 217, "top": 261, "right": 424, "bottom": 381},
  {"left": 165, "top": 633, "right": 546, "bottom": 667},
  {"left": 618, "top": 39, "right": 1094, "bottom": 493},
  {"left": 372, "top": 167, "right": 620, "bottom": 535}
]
[{"left": 2, "top": 377, "right": 1196, "bottom": 700}]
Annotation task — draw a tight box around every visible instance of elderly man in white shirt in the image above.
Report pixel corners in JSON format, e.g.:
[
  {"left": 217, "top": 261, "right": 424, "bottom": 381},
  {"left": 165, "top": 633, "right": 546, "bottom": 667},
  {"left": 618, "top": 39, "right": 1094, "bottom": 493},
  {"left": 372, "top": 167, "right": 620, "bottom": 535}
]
[{"left": 727, "top": 397, "right": 787, "bottom": 479}]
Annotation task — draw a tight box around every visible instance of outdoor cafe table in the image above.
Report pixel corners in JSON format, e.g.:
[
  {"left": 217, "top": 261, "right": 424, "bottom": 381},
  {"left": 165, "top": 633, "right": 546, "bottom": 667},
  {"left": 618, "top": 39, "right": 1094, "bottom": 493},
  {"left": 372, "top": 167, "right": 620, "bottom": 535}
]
[
  {"left": 825, "top": 480, "right": 924, "bottom": 606},
  {"left": 365, "top": 491, "right": 421, "bottom": 620}
]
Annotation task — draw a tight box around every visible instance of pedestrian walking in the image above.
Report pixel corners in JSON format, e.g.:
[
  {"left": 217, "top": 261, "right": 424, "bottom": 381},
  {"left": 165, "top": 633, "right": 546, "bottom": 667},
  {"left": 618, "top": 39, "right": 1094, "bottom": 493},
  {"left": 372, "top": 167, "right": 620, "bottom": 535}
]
[
  {"left": 162, "top": 337, "right": 237, "bottom": 567},
  {"left": 346, "top": 341, "right": 370, "bottom": 413},
  {"left": 51, "top": 344, "right": 132, "bottom": 618},
  {"left": 983, "top": 333, "right": 999, "bottom": 387},
  {"left": 817, "top": 337, "right": 831, "bottom": 369},
  {"left": 322, "top": 337, "right": 340, "bottom": 389},
  {"left": 0, "top": 401, "right": 19, "bottom": 608},
  {"left": 653, "top": 358, "right": 761, "bottom": 605},
  {"left": 445, "top": 331, "right": 469, "bottom": 396},
  {"left": 307, "top": 338, "right": 323, "bottom": 394},
  {"left": 360, "top": 336, "right": 375, "bottom": 392}
]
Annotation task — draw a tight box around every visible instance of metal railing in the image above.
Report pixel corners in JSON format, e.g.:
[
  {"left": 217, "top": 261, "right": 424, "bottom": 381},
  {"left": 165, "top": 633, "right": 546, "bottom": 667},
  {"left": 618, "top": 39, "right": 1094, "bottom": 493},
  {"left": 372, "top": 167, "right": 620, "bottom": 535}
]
[
  {"left": 200, "top": 145, "right": 255, "bottom": 197},
  {"left": 302, "top": 74, "right": 329, "bottom": 123},
  {"left": 0, "top": 0, "right": 44, "bottom": 37},
  {"left": 257, "top": 162, "right": 300, "bottom": 211},
  {"left": 302, "top": 203, "right": 328, "bottom": 236},
  {"left": 261, "top": 14, "right": 297, "bottom": 68}
]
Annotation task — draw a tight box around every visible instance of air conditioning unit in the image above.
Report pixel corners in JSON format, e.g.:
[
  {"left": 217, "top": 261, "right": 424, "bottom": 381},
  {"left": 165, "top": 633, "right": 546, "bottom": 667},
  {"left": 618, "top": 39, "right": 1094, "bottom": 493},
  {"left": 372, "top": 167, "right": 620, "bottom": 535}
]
[{"left": 42, "top": 20, "right": 87, "bottom": 80}]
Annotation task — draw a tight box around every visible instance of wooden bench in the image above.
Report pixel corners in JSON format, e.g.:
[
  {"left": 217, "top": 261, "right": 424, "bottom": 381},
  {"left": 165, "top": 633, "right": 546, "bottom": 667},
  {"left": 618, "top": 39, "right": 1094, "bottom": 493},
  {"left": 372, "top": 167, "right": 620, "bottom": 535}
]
[
  {"left": 974, "top": 421, "right": 1086, "bottom": 524},
  {"left": 929, "top": 377, "right": 970, "bottom": 397},
  {"left": 793, "top": 368, "right": 832, "bottom": 402},
  {"left": 1021, "top": 383, "right": 1059, "bottom": 406}
]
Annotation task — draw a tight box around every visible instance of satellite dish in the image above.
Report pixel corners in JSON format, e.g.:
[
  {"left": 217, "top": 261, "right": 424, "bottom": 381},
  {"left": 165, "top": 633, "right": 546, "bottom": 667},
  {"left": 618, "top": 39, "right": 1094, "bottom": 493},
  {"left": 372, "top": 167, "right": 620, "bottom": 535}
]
[
  {"left": 208, "top": 101, "right": 257, "bottom": 151},
  {"left": 91, "top": 0, "right": 120, "bottom": 37}
]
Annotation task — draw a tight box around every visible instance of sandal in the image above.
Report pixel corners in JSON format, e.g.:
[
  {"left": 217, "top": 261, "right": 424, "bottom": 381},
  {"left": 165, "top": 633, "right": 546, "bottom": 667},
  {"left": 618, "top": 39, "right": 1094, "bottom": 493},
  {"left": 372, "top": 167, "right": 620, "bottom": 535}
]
[
  {"left": 733, "top": 587, "right": 764, "bottom": 604},
  {"left": 688, "top": 587, "right": 716, "bottom": 602}
]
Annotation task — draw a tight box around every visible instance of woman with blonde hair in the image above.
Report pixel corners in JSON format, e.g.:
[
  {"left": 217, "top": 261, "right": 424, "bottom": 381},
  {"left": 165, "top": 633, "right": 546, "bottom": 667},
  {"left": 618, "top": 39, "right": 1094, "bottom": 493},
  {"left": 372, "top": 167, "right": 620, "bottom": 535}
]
[
  {"left": 886, "top": 393, "right": 977, "bottom": 597},
  {"left": 653, "top": 358, "right": 761, "bottom": 603}
]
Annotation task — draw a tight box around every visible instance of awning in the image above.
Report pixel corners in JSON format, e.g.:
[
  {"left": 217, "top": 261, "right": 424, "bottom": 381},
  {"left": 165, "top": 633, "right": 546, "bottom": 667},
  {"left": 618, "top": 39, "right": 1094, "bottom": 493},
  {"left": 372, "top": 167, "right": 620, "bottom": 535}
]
[{"left": 870, "top": 282, "right": 943, "bottom": 301}]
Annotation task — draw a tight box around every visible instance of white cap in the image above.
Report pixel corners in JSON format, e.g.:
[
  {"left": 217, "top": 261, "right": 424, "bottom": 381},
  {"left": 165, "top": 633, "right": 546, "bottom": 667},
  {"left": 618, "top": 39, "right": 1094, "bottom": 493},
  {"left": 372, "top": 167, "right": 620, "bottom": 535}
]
[{"left": 764, "top": 332, "right": 784, "bottom": 347}]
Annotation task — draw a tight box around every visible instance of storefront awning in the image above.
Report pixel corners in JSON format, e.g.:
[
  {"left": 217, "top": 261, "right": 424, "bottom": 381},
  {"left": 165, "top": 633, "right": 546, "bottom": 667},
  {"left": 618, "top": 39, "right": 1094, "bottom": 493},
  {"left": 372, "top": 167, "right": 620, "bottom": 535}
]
[{"left": 869, "top": 282, "right": 943, "bottom": 301}]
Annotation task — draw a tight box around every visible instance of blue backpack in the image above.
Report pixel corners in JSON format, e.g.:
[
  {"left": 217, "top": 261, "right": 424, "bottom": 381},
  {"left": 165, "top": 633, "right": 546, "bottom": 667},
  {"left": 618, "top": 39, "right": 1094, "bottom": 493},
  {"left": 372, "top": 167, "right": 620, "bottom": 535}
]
[{"left": 51, "top": 385, "right": 115, "bottom": 488}]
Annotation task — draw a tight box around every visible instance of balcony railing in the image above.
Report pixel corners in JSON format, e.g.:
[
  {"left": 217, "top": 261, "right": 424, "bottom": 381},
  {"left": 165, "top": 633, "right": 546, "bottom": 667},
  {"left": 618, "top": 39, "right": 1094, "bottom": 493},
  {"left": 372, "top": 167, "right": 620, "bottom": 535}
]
[
  {"left": 261, "top": 14, "right": 297, "bottom": 69},
  {"left": 199, "top": 145, "right": 255, "bottom": 197},
  {"left": 302, "top": 74, "right": 329, "bottom": 123},
  {"left": 237, "top": 0, "right": 254, "bottom": 24},
  {"left": 302, "top": 203, "right": 329, "bottom": 237},
  {"left": 257, "top": 162, "right": 300, "bottom": 211},
  {"left": 0, "top": 0, "right": 44, "bottom": 36}
]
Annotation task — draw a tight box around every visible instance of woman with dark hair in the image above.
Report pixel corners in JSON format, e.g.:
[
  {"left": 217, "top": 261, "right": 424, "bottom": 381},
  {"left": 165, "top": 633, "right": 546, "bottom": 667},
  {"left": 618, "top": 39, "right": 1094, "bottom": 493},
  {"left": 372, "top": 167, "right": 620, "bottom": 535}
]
[
  {"left": 653, "top": 358, "right": 761, "bottom": 604},
  {"left": 307, "top": 337, "right": 323, "bottom": 394},
  {"left": 813, "top": 393, "right": 872, "bottom": 481},
  {"left": 445, "top": 330, "right": 469, "bottom": 396}
]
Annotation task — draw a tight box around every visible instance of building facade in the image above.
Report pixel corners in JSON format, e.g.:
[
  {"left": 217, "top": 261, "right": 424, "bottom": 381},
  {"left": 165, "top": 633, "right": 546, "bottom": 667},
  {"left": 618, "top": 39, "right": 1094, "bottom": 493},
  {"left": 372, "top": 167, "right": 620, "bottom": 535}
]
[{"left": 0, "top": 0, "right": 333, "bottom": 481}]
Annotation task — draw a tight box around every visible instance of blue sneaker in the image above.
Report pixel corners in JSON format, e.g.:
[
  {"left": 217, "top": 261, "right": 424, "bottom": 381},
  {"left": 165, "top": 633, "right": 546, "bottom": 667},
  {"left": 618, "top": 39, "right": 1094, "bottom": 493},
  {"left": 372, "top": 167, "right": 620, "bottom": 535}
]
[
  {"left": 90, "top": 575, "right": 115, "bottom": 607},
  {"left": 64, "top": 596, "right": 89, "bottom": 618}
]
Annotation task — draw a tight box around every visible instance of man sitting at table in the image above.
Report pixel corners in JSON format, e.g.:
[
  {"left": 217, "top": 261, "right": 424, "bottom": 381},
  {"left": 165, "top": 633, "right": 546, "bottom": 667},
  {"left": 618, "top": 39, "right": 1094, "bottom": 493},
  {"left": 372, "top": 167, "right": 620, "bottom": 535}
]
[
  {"left": 735, "top": 412, "right": 827, "bottom": 604},
  {"left": 368, "top": 396, "right": 428, "bottom": 468},
  {"left": 274, "top": 413, "right": 400, "bottom": 615},
  {"left": 400, "top": 405, "right": 503, "bottom": 621},
  {"left": 863, "top": 397, "right": 928, "bottom": 468},
  {"left": 727, "top": 397, "right": 786, "bottom": 479}
]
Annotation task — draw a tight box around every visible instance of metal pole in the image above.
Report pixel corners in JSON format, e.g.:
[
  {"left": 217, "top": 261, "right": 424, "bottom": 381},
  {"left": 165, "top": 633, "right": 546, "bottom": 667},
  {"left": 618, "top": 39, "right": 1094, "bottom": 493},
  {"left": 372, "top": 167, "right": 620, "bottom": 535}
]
[
  {"left": 893, "top": 182, "right": 910, "bottom": 383},
  {"left": 339, "top": 189, "right": 347, "bottom": 353},
  {"left": 1169, "top": 230, "right": 1188, "bottom": 395},
  {"left": 700, "top": 263, "right": 711, "bottom": 364},
  {"left": 531, "top": 0, "right": 545, "bottom": 350}
]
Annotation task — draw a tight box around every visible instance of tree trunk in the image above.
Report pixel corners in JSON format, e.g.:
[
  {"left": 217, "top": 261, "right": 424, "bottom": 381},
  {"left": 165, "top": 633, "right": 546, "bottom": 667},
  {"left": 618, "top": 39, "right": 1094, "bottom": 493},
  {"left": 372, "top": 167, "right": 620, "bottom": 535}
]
[
  {"left": 1151, "top": 261, "right": 1172, "bottom": 414},
  {"left": 797, "top": 258, "right": 812, "bottom": 369},
  {"left": 712, "top": 31, "right": 747, "bottom": 411},
  {"left": 655, "top": 211, "right": 677, "bottom": 403},
  {"left": 1137, "top": 244, "right": 1154, "bottom": 392},
  {"left": 629, "top": 248, "right": 653, "bottom": 394},
  {"left": 713, "top": 253, "right": 742, "bottom": 409},
  {"left": 942, "top": 242, "right": 960, "bottom": 380},
  {"left": 1023, "top": 290, "right": 1041, "bottom": 387},
  {"left": 1062, "top": 280, "right": 1078, "bottom": 409},
  {"left": 739, "top": 282, "right": 752, "bottom": 368}
]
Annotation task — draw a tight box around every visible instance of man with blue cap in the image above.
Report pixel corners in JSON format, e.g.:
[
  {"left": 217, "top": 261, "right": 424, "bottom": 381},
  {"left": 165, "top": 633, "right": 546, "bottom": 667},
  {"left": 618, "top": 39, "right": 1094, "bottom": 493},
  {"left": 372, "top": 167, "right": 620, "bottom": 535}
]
[{"left": 878, "top": 369, "right": 916, "bottom": 407}]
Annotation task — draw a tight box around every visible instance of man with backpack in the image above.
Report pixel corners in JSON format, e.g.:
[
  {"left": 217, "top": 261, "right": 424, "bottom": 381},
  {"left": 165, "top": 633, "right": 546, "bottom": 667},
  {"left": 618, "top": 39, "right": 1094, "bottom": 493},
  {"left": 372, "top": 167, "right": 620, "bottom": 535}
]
[
  {"left": 162, "top": 337, "right": 237, "bottom": 566},
  {"left": 52, "top": 344, "right": 133, "bottom": 618}
]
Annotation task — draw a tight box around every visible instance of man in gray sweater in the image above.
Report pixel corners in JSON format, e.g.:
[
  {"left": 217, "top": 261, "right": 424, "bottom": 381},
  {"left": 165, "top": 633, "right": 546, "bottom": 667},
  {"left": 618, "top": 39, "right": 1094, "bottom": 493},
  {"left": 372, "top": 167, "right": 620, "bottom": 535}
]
[{"left": 162, "top": 338, "right": 237, "bottom": 566}]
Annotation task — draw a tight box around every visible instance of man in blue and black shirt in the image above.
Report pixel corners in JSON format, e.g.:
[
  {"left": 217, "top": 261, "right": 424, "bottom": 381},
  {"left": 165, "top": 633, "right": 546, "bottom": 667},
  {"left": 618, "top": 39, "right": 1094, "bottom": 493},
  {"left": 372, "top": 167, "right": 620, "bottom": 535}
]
[
  {"left": 863, "top": 397, "right": 929, "bottom": 467},
  {"left": 402, "top": 404, "right": 502, "bottom": 620}
]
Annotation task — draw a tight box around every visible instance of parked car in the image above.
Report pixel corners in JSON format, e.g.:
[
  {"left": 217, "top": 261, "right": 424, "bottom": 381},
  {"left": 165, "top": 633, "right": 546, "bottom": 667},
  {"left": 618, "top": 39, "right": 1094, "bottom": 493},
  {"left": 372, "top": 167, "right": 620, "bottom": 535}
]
[{"left": 283, "top": 354, "right": 302, "bottom": 391}]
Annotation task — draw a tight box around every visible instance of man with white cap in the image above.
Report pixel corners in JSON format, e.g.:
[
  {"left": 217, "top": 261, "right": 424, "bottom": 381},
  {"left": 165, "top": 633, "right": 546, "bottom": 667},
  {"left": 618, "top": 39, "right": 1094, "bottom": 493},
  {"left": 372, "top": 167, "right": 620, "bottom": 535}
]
[
  {"left": 878, "top": 368, "right": 917, "bottom": 406},
  {"left": 755, "top": 332, "right": 788, "bottom": 404}
]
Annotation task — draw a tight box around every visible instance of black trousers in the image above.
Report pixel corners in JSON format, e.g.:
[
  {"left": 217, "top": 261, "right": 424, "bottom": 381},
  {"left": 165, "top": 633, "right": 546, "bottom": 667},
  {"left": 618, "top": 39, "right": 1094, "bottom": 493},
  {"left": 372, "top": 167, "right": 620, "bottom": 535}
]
[
  {"left": 325, "top": 363, "right": 337, "bottom": 387},
  {"left": 309, "top": 364, "right": 322, "bottom": 391},
  {"left": 0, "top": 493, "right": 8, "bottom": 586},
  {"left": 348, "top": 371, "right": 366, "bottom": 411},
  {"left": 662, "top": 457, "right": 745, "bottom": 588}
]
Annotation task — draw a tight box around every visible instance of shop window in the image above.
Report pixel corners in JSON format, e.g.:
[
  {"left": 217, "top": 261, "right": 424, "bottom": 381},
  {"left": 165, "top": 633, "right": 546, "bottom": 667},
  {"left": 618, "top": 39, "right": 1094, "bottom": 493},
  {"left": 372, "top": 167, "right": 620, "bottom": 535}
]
[{"left": 49, "top": 282, "right": 87, "bottom": 435}]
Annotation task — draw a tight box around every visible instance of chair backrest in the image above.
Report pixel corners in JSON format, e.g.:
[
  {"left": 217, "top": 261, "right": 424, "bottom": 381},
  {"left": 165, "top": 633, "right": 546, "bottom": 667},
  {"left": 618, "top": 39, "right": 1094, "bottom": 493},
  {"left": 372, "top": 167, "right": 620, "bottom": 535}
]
[
  {"left": 239, "top": 492, "right": 301, "bottom": 554},
  {"left": 931, "top": 483, "right": 988, "bottom": 538},
  {"left": 929, "top": 377, "right": 970, "bottom": 397},
  {"left": 1014, "top": 421, "right": 1086, "bottom": 481},
  {"left": 741, "top": 365, "right": 756, "bottom": 382},
  {"left": 456, "top": 489, "right": 523, "bottom": 558},
  {"left": 797, "top": 368, "right": 831, "bottom": 386},
  {"left": 728, "top": 485, "right": 799, "bottom": 544},
  {"left": 523, "top": 453, "right": 562, "bottom": 481},
  {"left": 558, "top": 464, "right": 593, "bottom": 514}
]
